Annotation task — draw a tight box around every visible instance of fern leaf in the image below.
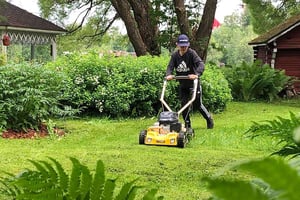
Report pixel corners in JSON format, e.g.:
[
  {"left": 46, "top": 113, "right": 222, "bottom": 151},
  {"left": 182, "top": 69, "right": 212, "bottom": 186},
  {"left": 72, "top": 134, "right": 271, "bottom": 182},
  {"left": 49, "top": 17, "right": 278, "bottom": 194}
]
[
  {"left": 102, "top": 178, "right": 116, "bottom": 200},
  {"left": 272, "top": 145, "right": 300, "bottom": 158},
  {"left": 202, "top": 177, "right": 269, "bottom": 200},
  {"left": 68, "top": 157, "right": 82, "bottom": 199},
  {"left": 90, "top": 160, "right": 105, "bottom": 200},
  {"left": 39, "top": 160, "right": 59, "bottom": 187},
  {"left": 127, "top": 186, "right": 142, "bottom": 200},
  {"left": 115, "top": 179, "right": 137, "bottom": 200},
  {"left": 28, "top": 160, "right": 49, "bottom": 179},
  {"left": 48, "top": 157, "right": 69, "bottom": 191},
  {"left": 79, "top": 164, "right": 92, "bottom": 200},
  {"left": 0, "top": 178, "right": 19, "bottom": 197}
]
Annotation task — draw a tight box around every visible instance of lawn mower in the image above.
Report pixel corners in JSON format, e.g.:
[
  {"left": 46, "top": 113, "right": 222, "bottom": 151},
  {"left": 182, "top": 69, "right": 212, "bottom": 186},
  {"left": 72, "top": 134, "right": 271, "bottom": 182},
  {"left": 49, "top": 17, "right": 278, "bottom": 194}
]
[{"left": 139, "top": 76, "right": 198, "bottom": 148}]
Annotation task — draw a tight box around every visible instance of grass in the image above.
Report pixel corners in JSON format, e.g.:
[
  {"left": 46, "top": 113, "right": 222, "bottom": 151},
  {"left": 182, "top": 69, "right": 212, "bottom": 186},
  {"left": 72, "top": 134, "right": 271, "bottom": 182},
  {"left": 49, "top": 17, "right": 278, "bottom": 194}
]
[{"left": 1, "top": 100, "right": 300, "bottom": 199}]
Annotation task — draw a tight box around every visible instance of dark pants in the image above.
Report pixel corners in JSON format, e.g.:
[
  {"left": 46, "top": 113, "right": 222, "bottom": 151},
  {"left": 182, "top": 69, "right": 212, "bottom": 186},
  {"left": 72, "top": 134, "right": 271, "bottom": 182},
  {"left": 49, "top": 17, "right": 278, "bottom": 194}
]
[{"left": 179, "top": 81, "right": 211, "bottom": 126}]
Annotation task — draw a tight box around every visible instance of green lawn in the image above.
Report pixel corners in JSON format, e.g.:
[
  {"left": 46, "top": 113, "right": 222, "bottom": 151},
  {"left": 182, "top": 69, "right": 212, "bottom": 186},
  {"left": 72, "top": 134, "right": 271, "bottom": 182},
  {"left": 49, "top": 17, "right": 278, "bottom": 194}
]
[{"left": 1, "top": 100, "right": 300, "bottom": 199}]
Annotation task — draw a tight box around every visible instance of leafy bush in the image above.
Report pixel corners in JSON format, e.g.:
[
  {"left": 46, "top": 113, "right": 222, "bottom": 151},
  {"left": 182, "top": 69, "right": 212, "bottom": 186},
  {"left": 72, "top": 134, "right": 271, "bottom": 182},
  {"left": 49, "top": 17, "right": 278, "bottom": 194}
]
[
  {"left": 222, "top": 60, "right": 291, "bottom": 101},
  {"left": 0, "top": 157, "right": 163, "bottom": 200},
  {"left": 203, "top": 157, "right": 300, "bottom": 200},
  {"left": 46, "top": 51, "right": 231, "bottom": 117},
  {"left": 202, "top": 64, "right": 232, "bottom": 113},
  {"left": 0, "top": 63, "right": 67, "bottom": 131}
]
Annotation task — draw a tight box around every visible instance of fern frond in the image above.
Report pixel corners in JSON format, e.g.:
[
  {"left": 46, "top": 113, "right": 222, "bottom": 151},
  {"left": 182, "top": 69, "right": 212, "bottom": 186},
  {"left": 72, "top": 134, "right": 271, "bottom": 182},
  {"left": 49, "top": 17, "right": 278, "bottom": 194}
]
[
  {"left": 28, "top": 160, "right": 49, "bottom": 180},
  {"left": 127, "top": 186, "right": 142, "bottom": 200},
  {"left": 39, "top": 160, "right": 59, "bottom": 187},
  {"left": 0, "top": 178, "right": 19, "bottom": 197},
  {"left": 48, "top": 157, "right": 69, "bottom": 191},
  {"left": 68, "top": 157, "right": 82, "bottom": 199},
  {"left": 90, "top": 160, "right": 105, "bottom": 200},
  {"left": 79, "top": 164, "right": 92, "bottom": 200},
  {"left": 115, "top": 179, "right": 138, "bottom": 200},
  {"left": 272, "top": 145, "right": 300, "bottom": 158}
]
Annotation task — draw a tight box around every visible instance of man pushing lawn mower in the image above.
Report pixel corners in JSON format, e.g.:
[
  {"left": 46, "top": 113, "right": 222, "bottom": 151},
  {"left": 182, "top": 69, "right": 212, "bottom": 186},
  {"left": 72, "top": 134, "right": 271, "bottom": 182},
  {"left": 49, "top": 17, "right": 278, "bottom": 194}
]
[
  {"left": 166, "top": 34, "right": 214, "bottom": 130},
  {"left": 139, "top": 34, "right": 213, "bottom": 148}
]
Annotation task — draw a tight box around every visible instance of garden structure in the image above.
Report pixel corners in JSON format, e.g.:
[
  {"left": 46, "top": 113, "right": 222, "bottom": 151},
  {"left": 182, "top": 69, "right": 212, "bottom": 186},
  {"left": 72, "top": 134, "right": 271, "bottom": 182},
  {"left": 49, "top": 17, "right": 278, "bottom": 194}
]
[
  {"left": 248, "top": 14, "right": 300, "bottom": 93},
  {"left": 0, "top": 1, "right": 66, "bottom": 60}
]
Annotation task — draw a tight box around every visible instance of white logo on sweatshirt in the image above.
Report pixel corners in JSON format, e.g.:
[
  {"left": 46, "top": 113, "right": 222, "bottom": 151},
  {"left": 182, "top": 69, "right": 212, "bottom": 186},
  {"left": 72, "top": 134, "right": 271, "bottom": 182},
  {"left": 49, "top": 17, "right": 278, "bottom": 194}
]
[{"left": 176, "top": 61, "right": 190, "bottom": 72}]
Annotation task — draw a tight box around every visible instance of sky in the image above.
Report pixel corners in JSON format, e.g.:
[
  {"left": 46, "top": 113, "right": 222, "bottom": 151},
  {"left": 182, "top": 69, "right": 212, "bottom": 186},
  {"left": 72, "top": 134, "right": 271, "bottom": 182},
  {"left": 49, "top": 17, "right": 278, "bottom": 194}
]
[{"left": 8, "top": 0, "right": 244, "bottom": 23}]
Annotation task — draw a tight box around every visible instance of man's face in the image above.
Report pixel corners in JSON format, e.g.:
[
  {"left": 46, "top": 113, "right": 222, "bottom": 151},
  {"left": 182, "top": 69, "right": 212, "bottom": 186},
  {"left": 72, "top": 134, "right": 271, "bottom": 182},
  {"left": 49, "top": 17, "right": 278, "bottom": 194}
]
[{"left": 178, "top": 45, "right": 188, "bottom": 54}]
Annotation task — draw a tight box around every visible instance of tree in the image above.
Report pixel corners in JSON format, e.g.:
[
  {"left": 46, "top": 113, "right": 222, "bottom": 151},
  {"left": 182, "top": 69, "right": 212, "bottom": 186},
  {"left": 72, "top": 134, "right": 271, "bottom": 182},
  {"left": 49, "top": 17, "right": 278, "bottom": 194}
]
[
  {"left": 207, "top": 11, "right": 256, "bottom": 67},
  {"left": 38, "top": 0, "right": 217, "bottom": 60},
  {"left": 243, "top": 0, "right": 300, "bottom": 34}
]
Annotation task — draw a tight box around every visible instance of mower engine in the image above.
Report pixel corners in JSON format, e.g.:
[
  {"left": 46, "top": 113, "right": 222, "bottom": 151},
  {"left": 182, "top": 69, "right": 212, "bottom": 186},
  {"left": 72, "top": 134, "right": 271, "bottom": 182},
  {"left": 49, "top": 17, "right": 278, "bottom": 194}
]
[{"left": 158, "top": 111, "right": 182, "bottom": 133}]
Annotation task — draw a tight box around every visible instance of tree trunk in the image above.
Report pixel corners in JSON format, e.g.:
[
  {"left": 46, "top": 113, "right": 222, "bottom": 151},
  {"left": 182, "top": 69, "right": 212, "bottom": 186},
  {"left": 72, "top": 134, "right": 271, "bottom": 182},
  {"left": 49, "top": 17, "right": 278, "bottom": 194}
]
[
  {"left": 128, "top": 0, "right": 160, "bottom": 55},
  {"left": 192, "top": 0, "right": 217, "bottom": 61},
  {"left": 110, "top": 0, "right": 148, "bottom": 56},
  {"left": 173, "top": 0, "right": 190, "bottom": 35}
]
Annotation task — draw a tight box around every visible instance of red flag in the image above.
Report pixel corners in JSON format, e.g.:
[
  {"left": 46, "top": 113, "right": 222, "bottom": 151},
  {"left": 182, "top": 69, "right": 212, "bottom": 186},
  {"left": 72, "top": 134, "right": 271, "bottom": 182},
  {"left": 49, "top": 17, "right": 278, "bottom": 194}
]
[{"left": 212, "top": 19, "right": 221, "bottom": 29}]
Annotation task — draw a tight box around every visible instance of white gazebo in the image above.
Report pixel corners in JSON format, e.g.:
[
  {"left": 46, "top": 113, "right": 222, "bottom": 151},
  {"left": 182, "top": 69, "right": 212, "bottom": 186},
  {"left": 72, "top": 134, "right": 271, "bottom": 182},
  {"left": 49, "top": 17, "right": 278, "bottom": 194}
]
[{"left": 0, "top": 1, "right": 67, "bottom": 61}]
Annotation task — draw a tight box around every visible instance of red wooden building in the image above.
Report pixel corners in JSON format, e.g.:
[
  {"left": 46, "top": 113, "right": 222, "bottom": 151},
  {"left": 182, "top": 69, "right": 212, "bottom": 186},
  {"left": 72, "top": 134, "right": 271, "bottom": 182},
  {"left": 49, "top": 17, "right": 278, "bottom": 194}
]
[{"left": 248, "top": 14, "right": 300, "bottom": 92}]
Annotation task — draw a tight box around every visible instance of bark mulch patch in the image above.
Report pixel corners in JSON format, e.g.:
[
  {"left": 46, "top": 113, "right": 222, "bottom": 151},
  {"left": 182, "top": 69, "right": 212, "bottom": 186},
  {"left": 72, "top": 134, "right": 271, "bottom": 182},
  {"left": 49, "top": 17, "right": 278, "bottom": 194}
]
[{"left": 1, "top": 124, "right": 65, "bottom": 139}]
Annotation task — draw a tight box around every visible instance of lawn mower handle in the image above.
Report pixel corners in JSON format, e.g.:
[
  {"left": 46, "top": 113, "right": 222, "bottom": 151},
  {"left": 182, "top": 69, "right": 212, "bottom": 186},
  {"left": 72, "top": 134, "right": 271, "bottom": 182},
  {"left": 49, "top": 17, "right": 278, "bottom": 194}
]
[{"left": 160, "top": 76, "right": 198, "bottom": 115}]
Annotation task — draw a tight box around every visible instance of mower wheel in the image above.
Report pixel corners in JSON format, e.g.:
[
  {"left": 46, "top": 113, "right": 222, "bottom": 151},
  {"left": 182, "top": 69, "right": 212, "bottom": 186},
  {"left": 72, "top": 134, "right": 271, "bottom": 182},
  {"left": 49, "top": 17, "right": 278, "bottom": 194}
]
[
  {"left": 139, "top": 130, "right": 147, "bottom": 144},
  {"left": 177, "top": 131, "right": 186, "bottom": 148}
]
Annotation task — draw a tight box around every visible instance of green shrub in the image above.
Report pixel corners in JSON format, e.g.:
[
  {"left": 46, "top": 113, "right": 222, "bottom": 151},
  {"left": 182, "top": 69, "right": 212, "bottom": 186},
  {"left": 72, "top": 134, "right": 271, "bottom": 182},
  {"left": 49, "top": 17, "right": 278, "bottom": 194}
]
[
  {"left": 202, "top": 64, "right": 232, "bottom": 113},
  {"left": 0, "top": 63, "right": 67, "bottom": 131},
  {"left": 46, "top": 52, "right": 231, "bottom": 117},
  {"left": 0, "top": 157, "right": 163, "bottom": 200},
  {"left": 222, "top": 60, "right": 291, "bottom": 101}
]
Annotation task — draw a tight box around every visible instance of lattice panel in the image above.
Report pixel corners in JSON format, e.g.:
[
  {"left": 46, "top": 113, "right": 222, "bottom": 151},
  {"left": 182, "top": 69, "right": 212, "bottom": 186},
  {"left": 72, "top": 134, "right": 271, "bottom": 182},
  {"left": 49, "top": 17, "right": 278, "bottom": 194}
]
[{"left": 6, "top": 31, "right": 56, "bottom": 45}]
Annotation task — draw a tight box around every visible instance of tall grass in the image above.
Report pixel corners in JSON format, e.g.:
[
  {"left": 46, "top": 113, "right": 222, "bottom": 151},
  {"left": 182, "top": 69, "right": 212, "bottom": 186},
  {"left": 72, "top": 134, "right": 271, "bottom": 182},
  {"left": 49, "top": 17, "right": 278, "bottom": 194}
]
[{"left": 1, "top": 100, "right": 300, "bottom": 199}]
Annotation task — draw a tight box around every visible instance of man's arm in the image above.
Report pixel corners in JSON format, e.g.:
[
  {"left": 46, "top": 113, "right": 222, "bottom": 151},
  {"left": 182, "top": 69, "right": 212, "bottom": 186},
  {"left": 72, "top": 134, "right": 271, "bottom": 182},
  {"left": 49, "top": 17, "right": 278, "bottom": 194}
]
[{"left": 191, "top": 49, "right": 204, "bottom": 76}]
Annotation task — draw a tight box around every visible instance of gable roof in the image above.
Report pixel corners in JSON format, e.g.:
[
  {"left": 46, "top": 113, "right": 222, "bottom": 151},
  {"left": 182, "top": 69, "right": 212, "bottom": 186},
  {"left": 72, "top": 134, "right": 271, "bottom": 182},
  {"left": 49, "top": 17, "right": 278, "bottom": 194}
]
[
  {"left": 249, "top": 14, "right": 300, "bottom": 46},
  {"left": 0, "top": 1, "right": 66, "bottom": 34}
]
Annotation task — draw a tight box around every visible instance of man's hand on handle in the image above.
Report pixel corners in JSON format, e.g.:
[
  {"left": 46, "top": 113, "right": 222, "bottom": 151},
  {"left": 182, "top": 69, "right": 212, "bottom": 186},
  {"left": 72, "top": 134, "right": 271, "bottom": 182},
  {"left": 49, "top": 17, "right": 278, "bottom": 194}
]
[
  {"left": 166, "top": 75, "right": 174, "bottom": 80},
  {"left": 188, "top": 74, "right": 198, "bottom": 80},
  {"left": 166, "top": 74, "right": 198, "bottom": 81}
]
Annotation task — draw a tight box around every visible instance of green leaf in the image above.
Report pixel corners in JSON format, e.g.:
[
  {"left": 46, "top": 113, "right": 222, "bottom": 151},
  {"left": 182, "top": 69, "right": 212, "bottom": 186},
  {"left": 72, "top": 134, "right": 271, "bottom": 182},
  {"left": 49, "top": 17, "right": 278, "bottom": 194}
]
[
  {"left": 202, "top": 177, "right": 269, "bottom": 200},
  {"left": 79, "top": 164, "right": 92, "bottom": 200},
  {"left": 115, "top": 179, "right": 137, "bottom": 200},
  {"left": 48, "top": 157, "right": 69, "bottom": 192},
  {"left": 90, "top": 160, "right": 105, "bottom": 200},
  {"left": 102, "top": 179, "right": 116, "bottom": 200},
  {"left": 237, "top": 157, "right": 300, "bottom": 200},
  {"left": 68, "top": 157, "right": 82, "bottom": 199}
]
